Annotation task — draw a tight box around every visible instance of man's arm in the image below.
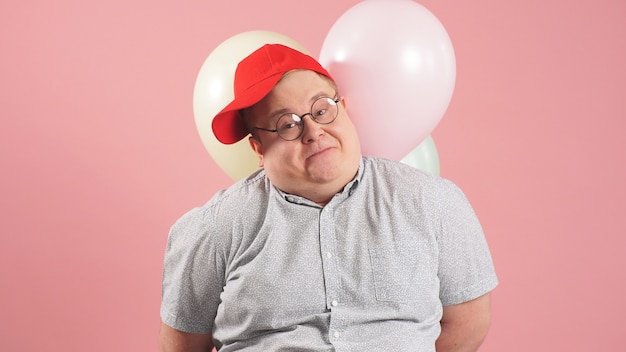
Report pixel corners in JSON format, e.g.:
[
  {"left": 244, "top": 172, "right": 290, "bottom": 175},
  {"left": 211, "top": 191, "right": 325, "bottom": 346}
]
[
  {"left": 159, "top": 322, "right": 215, "bottom": 352},
  {"left": 435, "top": 293, "right": 492, "bottom": 352}
]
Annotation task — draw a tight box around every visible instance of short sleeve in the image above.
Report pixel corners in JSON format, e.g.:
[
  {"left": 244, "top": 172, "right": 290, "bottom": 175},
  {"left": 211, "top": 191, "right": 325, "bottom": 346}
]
[
  {"left": 435, "top": 179, "right": 498, "bottom": 306},
  {"left": 160, "top": 205, "right": 226, "bottom": 333}
]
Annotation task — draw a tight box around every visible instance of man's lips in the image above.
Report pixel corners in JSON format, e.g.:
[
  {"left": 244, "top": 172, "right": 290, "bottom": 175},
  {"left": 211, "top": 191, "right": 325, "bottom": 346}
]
[{"left": 306, "top": 146, "right": 334, "bottom": 160}]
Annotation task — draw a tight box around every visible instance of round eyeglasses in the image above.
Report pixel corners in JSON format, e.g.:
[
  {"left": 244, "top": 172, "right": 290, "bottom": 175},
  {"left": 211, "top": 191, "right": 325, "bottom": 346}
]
[{"left": 252, "top": 96, "right": 340, "bottom": 141}]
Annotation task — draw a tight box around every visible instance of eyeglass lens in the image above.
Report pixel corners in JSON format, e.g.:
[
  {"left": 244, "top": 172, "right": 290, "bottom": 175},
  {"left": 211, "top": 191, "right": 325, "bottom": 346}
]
[{"left": 276, "top": 97, "right": 338, "bottom": 140}]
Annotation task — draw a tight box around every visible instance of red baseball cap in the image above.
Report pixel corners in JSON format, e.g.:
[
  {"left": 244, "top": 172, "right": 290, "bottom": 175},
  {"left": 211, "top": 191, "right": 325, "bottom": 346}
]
[{"left": 211, "top": 43, "right": 334, "bottom": 144}]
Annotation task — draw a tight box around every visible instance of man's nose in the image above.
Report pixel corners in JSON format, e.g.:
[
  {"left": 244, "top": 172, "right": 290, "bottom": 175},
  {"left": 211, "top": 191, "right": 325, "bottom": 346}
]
[{"left": 300, "top": 114, "right": 324, "bottom": 143}]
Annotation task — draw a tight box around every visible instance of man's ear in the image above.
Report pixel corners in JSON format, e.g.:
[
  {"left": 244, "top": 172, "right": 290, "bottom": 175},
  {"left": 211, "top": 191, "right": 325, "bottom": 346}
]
[
  {"left": 340, "top": 96, "right": 347, "bottom": 111},
  {"left": 248, "top": 136, "right": 264, "bottom": 167}
]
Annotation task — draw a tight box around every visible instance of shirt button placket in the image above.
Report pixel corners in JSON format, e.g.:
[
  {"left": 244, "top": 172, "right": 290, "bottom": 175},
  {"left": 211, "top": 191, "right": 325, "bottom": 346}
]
[{"left": 318, "top": 205, "right": 342, "bottom": 341}]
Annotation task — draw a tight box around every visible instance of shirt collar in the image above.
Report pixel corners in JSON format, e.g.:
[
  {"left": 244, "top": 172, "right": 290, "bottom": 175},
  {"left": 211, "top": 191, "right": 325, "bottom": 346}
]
[{"left": 276, "top": 156, "right": 364, "bottom": 206}]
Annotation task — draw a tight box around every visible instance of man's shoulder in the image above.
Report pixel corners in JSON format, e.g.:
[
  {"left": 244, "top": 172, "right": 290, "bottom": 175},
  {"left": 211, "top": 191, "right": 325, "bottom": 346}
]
[
  {"left": 217, "top": 168, "right": 270, "bottom": 200},
  {"left": 176, "top": 170, "right": 270, "bottom": 221},
  {"left": 199, "top": 169, "right": 269, "bottom": 213},
  {"left": 363, "top": 156, "right": 438, "bottom": 182},
  {"left": 169, "top": 169, "right": 271, "bottom": 241},
  {"left": 360, "top": 156, "right": 464, "bottom": 198}
]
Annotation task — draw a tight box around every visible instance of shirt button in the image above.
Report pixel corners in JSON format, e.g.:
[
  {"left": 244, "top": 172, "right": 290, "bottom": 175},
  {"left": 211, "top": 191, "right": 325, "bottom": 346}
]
[
  {"left": 333, "top": 331, "right": 340, "bottom": 339},
  {"left": 331, "top": 300, "right": 338, "bottom": 307},
  {"left": 326, "top": 252, "right": 332, "bottom": 259}
]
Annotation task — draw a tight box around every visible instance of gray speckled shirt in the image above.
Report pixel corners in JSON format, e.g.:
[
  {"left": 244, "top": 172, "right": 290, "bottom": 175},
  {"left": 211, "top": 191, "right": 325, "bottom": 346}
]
[{"left": 161, "top": 156, "right": 498, "bottom": 351}]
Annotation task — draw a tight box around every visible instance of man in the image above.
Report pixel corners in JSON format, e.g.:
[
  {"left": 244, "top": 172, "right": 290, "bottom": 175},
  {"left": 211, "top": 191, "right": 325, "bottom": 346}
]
[{"left": 160, "top": 44, "right": 498, "bottom": 351}]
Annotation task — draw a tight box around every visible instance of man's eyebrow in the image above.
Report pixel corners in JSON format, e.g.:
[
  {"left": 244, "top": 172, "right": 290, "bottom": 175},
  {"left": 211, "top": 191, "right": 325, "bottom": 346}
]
[
  {"left": 266, "top": 90, "right": 335, "bottom": 120},
  {"left": 310, "top": 90, "right": 335, "bottom": 102},
  {"left": 266, "top": 108, "right": 291, "bottom": 121}
]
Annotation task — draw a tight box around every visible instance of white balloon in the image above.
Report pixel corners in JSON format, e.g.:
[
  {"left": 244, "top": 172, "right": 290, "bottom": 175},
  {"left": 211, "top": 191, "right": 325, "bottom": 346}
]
[
  {"left": 400, "top": 135, "right": 440, "bottom": 176},
  {"left": 319, "top": 0, "right": 455, "bottom": 160},
  {"left": 193, "top": 31, "right": 310, "bottom": 180}
]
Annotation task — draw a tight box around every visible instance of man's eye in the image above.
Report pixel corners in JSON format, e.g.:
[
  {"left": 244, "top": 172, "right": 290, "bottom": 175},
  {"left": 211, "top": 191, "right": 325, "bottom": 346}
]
[
  {"left": 279, "top": 122, "right": 298, "bottom": 131},
  {"left": 315, "top": 109, "right": 327, "bottom": 117},
  {"left": 278, "top": 114, "right": 301, "bottom": 131}
]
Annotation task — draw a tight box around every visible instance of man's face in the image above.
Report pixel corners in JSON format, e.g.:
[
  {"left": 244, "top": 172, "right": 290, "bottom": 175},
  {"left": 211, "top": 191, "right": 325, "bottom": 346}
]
[{"left": 246, "top": 70, "right": 361, "bottom": 204}]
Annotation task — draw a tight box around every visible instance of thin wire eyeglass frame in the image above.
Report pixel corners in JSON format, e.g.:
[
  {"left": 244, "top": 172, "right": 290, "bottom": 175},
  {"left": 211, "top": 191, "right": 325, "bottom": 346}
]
[{"left": 252, "top": 95, "right": 340, "bottom": 141}]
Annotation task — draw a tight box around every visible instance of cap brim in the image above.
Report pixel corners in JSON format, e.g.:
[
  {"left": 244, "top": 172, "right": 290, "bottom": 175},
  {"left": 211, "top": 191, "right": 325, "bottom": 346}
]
[{"left": 211, "top": 73, "right": 283, "bottom": 144}]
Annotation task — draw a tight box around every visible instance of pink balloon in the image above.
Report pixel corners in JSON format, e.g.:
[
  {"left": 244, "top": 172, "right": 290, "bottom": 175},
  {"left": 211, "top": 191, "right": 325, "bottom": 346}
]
[{"left": 319, "top": 0, "right": 456, "bottom": 160}]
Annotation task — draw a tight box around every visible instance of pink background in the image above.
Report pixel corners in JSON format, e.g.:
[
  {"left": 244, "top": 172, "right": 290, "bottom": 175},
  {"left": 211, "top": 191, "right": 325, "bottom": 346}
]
[{"left": 1, "top": 0, "right": 625, "bottom": 350}]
